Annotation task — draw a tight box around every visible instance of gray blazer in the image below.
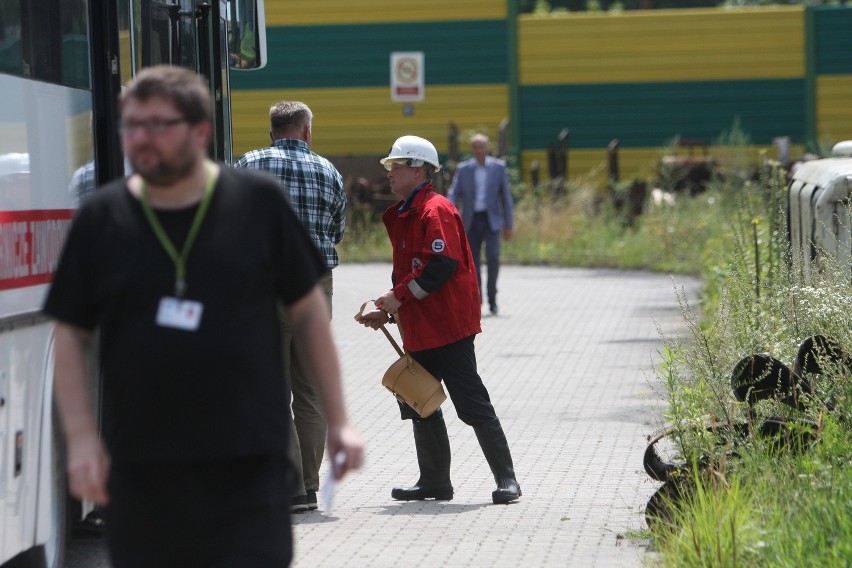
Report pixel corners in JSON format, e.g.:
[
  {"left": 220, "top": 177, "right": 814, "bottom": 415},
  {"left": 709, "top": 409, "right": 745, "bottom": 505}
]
[{"left": 447, "top": 156, "right": 514, "bottom": 232}]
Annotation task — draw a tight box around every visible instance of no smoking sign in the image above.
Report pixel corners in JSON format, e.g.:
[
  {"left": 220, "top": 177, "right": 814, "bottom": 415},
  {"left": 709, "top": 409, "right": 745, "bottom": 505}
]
[{"left": 391, "top": 52, "right": 424, "bottom": 102}]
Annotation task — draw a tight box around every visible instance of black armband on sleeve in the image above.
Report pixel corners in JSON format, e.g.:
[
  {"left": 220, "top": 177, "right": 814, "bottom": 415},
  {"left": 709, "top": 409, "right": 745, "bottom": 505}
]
[{"left": 407, "top": 254, "right": 458, "bottom": 299}]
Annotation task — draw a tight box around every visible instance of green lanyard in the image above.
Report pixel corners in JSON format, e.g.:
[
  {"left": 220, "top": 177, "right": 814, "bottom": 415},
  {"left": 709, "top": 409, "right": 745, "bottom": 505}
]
[{"left": 140, "top": 161, "right": 218, "bottom": 298}]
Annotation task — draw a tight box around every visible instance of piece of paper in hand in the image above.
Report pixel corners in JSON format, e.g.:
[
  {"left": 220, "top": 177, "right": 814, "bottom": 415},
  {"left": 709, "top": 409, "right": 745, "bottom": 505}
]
[{"left": 320, "top": 452, "right": 345, "bottom": 513}]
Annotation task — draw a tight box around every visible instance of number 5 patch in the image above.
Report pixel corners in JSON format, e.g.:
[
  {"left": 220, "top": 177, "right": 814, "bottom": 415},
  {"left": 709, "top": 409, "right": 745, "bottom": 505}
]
[{"left": 431, "top": 239, "right": 445, "bottom": 253}]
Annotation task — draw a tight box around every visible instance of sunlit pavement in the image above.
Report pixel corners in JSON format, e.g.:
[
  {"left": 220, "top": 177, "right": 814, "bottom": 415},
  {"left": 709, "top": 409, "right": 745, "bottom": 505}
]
[{"left": 293, "top": 263, "right": 701, "bottom": 568}]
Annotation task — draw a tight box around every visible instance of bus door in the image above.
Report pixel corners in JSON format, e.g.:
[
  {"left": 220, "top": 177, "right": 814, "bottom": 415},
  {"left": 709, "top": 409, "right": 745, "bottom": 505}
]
[{"left": 130, "top": 0, "right": 265, "bottom": 163}]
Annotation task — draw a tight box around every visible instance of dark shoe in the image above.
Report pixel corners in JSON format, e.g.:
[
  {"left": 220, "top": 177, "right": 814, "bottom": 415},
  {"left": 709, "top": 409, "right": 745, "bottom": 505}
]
[
  {"left": 290, "top": 494, "right": 309, "bottom": 513},
  {"left": 306, "top": 489, "right": 318, "bottom": 510},
  {"left": 391, "top": 482, "right": 454, "bottom": 501},
  {"left": 473, "top": 418, "right": 521, "bottom": 504},
  {"left": 492, "top": 479, "right": 522, "bottom": 504},
  {"left": 392, "top": 413, "right": 453, "bottom": 501},
  {"left": 489, "top": 304, "right": 498, "bottom": 316}
]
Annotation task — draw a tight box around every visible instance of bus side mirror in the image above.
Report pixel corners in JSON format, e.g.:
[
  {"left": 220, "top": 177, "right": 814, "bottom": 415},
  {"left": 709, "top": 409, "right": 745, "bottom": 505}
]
[{"left": 229, "top": 0, "right": 267, "bottom": 70}]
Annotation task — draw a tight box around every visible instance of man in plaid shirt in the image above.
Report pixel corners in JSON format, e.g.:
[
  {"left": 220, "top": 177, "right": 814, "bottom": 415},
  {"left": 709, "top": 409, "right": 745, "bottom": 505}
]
[{"left": 236, "top": 101, "right": 347, "bottom": 513}]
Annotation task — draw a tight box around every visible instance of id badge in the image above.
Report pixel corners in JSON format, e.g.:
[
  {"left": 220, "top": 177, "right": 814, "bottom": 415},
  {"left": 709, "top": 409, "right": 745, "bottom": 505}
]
[{"left": 156, "top": 297, "right": 203, "bottom": 331}]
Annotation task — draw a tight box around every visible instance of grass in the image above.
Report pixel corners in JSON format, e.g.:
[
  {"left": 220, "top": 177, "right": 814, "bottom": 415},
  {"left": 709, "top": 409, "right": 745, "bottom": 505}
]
[
  {"left": 504, "top": 185, "right": 726, "bottom": 275},
  {"left": 651, "top": 418, "right": 852, "bottom": 568},
  {"left": 339, "top": 167, "right": 735, "bottom": 277},
  {"left": 338, "top": 208, "right": 393, "bottom": 262}
]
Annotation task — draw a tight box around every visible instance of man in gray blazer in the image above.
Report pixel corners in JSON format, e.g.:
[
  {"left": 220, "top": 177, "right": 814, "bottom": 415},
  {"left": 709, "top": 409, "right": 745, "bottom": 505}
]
[{"left": 448, "top": 133, "right": 514, "bottom": 315}]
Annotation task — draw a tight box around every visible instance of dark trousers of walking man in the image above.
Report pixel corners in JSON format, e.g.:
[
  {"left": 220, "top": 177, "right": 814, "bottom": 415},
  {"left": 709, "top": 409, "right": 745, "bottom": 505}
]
[{"left": 468, "top": 211, "right": 502, "bottom": 312}]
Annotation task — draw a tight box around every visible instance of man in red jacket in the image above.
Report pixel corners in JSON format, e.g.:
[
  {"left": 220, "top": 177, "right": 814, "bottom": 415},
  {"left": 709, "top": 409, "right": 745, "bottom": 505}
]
[{"left": 357, "top": 135, "right": 521, "bottom": 504}]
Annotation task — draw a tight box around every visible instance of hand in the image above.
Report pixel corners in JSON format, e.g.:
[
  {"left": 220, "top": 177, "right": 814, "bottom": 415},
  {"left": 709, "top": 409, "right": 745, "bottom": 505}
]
[
  {"left": 66, "top": 433, "right": 111, "bottom": 506},
  {"left": 355, "top": 308, "right": 389, "bottom": 330},
  {"left": 326, "top": 423, "right": 365, "bottom": 481},
  {"left": 503, "top": 228, "right": 514, "bottom": 241},
  {"left": 375, "top": 291, "right": 401, "bottom": 314}
]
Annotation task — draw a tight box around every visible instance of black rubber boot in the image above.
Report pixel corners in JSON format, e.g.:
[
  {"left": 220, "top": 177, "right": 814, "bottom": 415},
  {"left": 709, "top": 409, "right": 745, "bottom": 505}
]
[
  {"left": 473, "top": 418, "right": 521, "bottom": 504},
  {"left": 391, "top": 413, "right": 453, "bottom": 501}
]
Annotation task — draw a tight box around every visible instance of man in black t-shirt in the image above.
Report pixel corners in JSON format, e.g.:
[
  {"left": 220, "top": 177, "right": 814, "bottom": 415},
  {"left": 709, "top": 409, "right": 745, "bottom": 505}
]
[{"left": 45, "top": 65, "right": 364, "bottom": 568}]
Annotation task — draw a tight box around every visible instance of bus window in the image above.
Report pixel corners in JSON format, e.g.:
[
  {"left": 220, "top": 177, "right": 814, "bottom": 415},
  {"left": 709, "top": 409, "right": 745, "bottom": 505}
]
[
  {"left": 227, "top": 0, "right": 265, "bottom": 70},
  {"left": 18, "top": 0, "right": 89, "bottom": 87},
  {"left": 22, "top": 0, "right": 61, "bottom": 82},
  {"left": 0, "top": 1, "right": 23, "bottom": 76},
  {"left": 61, "top": 0, "right": 90, "bottom": 88},
  {"left": 0, "top": 0, "right": 89, "bottom": 88},
  {"left": 140, "top": 1, "right": 180, "bottom": 68}
]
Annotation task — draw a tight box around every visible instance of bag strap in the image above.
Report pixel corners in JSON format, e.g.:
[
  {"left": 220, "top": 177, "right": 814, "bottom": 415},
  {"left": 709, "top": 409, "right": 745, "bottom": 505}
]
[{"left": 356, "top": 300, "right": 404, "bottom": 357}]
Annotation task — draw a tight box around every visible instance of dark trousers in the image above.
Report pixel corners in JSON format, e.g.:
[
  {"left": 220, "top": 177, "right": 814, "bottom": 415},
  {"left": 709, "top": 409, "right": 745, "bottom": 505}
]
[
  {"left": 468, "top": 211, "right": 501, "bottom": 307},
  {"left": 106, "top": 453, "right": 294, "bottom": 568},
  {"left": 399, "top": 335, "right": 498, "bottom": 426}
]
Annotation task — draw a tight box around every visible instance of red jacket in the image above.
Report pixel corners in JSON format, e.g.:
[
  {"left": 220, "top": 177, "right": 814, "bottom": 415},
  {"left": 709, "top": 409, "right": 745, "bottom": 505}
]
[{"left": 382, "top": 184, "right": 481, "bottom": 351}]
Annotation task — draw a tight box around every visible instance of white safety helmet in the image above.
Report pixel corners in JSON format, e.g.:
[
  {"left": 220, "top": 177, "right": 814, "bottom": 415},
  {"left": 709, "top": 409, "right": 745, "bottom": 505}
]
[{"left": 380, "top": 135, "right": 441, "bottom": 172}]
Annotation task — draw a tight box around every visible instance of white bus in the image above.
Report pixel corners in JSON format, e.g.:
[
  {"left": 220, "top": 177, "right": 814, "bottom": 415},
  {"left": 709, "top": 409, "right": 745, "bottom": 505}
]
[
  {"left": 0, "top": 1, "right": 265, "bottom": 566},
  {"left": 788, "top": 141, "right": 852, "bottom": 280}
]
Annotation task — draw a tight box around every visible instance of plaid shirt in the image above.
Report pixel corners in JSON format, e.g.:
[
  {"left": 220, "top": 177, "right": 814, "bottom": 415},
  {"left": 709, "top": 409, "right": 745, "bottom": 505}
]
[
  {"left": 236, "top": 138, "right": 346, "bottom": 269},
  {"left": 69, "top": 159, "right": 97, "bottom": 207}
]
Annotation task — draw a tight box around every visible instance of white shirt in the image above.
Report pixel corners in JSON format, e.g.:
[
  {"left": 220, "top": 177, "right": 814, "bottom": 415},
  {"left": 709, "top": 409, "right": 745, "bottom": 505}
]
[{"left": 474, "top": 164, "right": 487, "bottom": 212}]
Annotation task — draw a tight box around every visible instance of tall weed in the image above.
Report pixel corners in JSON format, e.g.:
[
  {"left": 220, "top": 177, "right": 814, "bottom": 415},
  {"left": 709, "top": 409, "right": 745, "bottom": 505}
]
[{"left": 651, "top": 156, "right": 852, "bottom": 565}]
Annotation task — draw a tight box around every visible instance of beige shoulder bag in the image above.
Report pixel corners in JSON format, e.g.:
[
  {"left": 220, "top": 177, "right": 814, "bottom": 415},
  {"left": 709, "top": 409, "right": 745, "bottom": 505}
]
[{"left": 355, "top": 301, "right": 447, "bottom": 418}]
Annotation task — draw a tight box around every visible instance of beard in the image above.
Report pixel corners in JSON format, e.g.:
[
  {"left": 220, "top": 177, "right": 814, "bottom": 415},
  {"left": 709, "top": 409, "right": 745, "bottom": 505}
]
[{"left": 129, "top": 135, "right": 198, "bottom": 186}]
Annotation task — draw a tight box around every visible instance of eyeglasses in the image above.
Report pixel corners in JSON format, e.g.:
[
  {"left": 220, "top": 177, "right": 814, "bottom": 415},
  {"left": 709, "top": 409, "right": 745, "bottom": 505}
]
[
  {"left": 382, "top": 158, "right": 421, "bottom": 171},
  {"left": 119, "top": 117, "right": 186, "bottom": 137}
]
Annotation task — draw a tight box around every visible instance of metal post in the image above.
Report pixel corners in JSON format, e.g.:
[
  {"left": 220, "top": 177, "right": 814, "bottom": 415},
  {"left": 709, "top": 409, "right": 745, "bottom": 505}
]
[
  {"left": 608, "top": 139, "right": 620, "bottom": 182},
  {"left": 498, "top": 118, "right": 510, "bottom": 159},
  {"left": 448, "top": 122, "right": 459, "bottom": 172},
  {"left": 558, "top": 128, "right": 569, "bottom": 184},
  {"left": 547, "top": 140, "right": 557, "bottom": 180}
]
